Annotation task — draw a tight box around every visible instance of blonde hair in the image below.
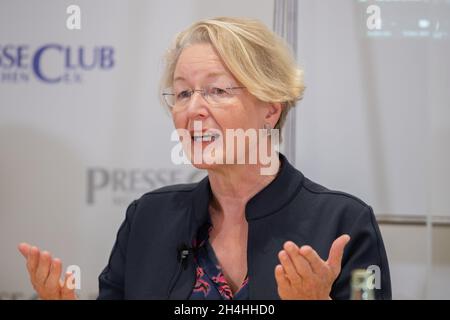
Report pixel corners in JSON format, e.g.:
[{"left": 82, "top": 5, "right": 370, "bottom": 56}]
[{"left": 161, "top": 17, "right": 305, "bottom": 132}]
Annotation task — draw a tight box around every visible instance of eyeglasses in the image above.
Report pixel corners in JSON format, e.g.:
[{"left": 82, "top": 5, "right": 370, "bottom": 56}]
[{"left": 162, "top": 85, "right": 246, "bottom": 110}]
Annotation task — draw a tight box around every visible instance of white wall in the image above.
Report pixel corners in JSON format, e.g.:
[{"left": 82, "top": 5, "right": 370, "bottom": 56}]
[
  {"left": 380, "top": 224, "right": 450, "bottom": 299},
  {"left": 296, "top": 0, "right": 450, "bottom": 218}
]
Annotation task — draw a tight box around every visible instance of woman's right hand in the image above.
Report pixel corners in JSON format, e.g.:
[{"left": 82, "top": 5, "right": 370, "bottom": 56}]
[{"left": 18, "top": 243, "right": 77, "bottom": 300}]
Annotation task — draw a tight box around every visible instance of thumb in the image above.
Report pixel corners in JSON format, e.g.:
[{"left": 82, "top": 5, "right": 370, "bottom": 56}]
[
  {"left": 61, "top": 272, "right": 77, "bottom": 300},
  {"left": 326, "top": 234, "right": 351, "bottom": 277}
]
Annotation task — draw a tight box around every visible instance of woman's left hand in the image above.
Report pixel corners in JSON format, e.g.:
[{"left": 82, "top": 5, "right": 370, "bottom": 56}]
[{"left": 274, "top": 234, "right": 351, "bottom": 300}]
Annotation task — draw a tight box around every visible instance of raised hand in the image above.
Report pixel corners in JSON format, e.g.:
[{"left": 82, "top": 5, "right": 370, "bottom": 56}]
[
  {"left": 274, "top": 235, "right": 351, "bottom": 300},
  {"left": 18, "top": 243, "right": 77, "bottom": 300}
]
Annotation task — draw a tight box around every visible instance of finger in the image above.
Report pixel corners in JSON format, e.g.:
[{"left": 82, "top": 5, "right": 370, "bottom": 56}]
[
  {"left": 27, "top": 246, "right": 40, "bottom": 282},
  {"left": 45, "top": 258, "right": 62, "bottom": 293},
  {"left": 35, "top": 251, "right": 52, "bottom": 286},
  {"left": 327, "top": 234, "right": 351, "bottom": 276},
  {"left": 299, "top": 245, "right": 327, "bottom": 275},
  {"left": 283, "top": 241, "right": 313, "bottom": 276},
  {"left": 61, "top": 272, "right": 76, "bottom": 300},
  {"left": 274, "top": 264, "right": 290, "bottom": 285},
  {"left": 18, "top": 243, "right": 31, "bottom": 258},
  {"left": 274, "top": 264, "right": 291, "bottom": 291},
  {"left": 278, "top": 250, "right": 302, "bottom": 287}
]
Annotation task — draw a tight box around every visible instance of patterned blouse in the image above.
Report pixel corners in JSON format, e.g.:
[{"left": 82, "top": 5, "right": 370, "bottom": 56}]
[{"left": 189, "top": 220, "right": 249, "bottom": 300}]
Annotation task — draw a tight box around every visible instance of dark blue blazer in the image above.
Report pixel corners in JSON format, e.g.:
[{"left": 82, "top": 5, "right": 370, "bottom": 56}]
[{"left": 97, "top": 154, "right": 391, "bottom": 299}]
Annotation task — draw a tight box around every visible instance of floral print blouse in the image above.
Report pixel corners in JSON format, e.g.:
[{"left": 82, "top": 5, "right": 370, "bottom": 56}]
[{"left": 189, "top": 221, "right": 249, "bottom": 300}]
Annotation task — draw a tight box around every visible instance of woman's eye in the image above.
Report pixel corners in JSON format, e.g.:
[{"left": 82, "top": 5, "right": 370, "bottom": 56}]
[
  {"left": 210, "top": 87, "right": 228, "bottom": 96},
  {"left": 177, "top": 90, "right": 191, "bottom": 100}
]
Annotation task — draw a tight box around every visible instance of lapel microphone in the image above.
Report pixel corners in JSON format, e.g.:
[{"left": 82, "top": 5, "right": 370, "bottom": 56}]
[{"left": 177, "top": 243, "right": 196, "bottom": 270}]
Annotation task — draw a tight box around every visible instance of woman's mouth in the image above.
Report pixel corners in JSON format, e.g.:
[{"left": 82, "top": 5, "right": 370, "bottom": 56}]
[{"left": 191, "top": 133, "right": 221, "bottom": 142}]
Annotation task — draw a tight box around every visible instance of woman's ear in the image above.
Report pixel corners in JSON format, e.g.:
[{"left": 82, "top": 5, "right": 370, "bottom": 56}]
[{"left": 264, "top": 102, "right": 283, "bottom": 128}]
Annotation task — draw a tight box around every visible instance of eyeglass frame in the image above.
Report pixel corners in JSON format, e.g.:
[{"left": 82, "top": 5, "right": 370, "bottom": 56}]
[{"left": 162, "top": 85, "right": 247, "bottom": 109}]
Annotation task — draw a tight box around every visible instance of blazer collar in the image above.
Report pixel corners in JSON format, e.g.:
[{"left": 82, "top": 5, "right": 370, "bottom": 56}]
[{"left": 190, "top": 153, "right": 304, "bottom": 224}]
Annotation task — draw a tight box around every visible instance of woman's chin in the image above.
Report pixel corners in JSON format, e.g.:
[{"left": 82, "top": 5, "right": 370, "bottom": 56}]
[
  {"left": 186, "top": 151, "right": 228, "bottom": 170},
  {"left": 190, "top": 162, "right": 217, "bottom": 170},
  {"left": 189, "top": 156, "right": 223, "bottom": 170},
  {"left": 186, "top": 145, "right": 225, "bottom": 169}
]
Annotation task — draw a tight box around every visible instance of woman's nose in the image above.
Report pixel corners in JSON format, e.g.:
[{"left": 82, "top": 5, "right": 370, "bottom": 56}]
[{"left": 186, "top": 91, "right": 209, "bottom": 119}]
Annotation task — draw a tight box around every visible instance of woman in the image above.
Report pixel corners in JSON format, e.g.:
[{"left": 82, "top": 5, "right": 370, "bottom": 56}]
[{"left": 18, "top": 17, "right": 391, "bottom": 300}]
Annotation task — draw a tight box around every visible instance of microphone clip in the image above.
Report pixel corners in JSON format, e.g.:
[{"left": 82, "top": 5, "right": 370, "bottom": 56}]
[{"left": 177, "top": 244, "right": 194, "bottom": 270}]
